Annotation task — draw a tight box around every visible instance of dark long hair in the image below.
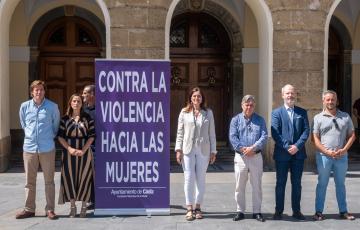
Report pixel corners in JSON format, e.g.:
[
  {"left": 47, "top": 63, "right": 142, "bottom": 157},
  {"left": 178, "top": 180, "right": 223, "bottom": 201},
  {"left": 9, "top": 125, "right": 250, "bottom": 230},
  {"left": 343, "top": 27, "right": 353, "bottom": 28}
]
[
  {"left": 66, "top": 93, "right": 84, "bottom": 117},
  {"left": 183, "top": 87, "right": 207, "bottom": 113}
]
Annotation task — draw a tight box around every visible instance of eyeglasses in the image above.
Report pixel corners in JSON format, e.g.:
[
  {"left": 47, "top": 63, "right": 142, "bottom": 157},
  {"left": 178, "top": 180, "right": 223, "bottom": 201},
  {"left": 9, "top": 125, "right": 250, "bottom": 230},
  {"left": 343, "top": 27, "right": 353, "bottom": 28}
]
[{"left": 332, "top": 118, "right": 340, "bottom": 130}]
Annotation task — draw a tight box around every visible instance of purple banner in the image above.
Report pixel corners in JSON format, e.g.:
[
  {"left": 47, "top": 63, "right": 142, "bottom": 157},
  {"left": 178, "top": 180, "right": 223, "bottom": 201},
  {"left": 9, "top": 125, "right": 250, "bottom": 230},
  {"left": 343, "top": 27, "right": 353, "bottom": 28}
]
[{"left": 94, "top": 59, "right": 170, "bottom": 215}]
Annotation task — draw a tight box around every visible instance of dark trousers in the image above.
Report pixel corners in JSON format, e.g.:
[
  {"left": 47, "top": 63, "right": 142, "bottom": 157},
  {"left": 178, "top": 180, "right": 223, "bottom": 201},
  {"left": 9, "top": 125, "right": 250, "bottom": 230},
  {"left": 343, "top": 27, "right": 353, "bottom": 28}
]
[
  {"left": 90, "top": 147, "right": 95, "bottom": 204},
  {"left": 275, "top": 158, "right": 304, "bottom": 213}
]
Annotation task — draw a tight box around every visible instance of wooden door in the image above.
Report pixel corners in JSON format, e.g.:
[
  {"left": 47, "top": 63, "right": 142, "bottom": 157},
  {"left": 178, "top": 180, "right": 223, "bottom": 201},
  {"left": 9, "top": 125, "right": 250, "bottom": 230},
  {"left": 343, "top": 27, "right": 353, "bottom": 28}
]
[
  {"left": 39, "top": 57, "right": 96, "bottom": 114},
  {"left": 38, "top": 16, "right": 101, "bottom": 115},
  {"left": 170, "top": 13, "right": 230, "bottom": 142}
]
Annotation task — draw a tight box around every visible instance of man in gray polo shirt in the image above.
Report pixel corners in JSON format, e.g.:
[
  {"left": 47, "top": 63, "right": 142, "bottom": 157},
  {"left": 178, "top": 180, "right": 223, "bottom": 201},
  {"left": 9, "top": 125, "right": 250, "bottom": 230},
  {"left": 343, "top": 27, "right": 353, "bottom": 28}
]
[{"left": 312, "top": 90, "right": 356, "bottom": 221}]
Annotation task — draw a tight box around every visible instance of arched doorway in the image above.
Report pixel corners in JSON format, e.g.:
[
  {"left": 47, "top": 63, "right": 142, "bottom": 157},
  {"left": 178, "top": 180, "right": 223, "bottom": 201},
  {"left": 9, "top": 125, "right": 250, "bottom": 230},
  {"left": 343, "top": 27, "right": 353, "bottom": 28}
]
[
  {"left": 170, "top": 12, "right": 231, "bottom": 143},
  {"left": 38, "top": 16, "right": 102, "bottom": 114}
]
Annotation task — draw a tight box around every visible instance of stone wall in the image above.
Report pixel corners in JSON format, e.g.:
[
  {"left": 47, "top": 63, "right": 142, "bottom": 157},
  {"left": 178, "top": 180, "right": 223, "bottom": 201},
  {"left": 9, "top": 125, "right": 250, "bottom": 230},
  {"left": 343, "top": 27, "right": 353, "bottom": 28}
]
[{"left": 105, "top": 0, "right": 171, "bottom": 59}]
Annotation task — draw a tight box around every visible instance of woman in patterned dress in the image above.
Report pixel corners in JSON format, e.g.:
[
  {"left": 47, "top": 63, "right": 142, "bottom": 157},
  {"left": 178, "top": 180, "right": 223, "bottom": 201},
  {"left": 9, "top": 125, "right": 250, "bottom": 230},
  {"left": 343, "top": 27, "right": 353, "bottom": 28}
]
[{"left": 57, "top": 94, "right": 95, "bottom": 218}]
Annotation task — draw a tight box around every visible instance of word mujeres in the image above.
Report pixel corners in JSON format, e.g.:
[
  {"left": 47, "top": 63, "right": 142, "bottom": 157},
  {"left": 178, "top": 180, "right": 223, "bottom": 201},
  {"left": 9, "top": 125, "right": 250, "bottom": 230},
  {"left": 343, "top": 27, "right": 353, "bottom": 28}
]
[{"left": 106, "top": 161, "right": 159, "bottom": 183}]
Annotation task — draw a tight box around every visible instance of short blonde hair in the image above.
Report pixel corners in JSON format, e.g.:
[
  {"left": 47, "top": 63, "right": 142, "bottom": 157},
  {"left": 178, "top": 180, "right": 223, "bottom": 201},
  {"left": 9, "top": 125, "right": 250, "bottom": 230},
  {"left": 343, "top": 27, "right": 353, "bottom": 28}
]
[
  {"left": 281, "top": 84, "right": 295, "bottom": 94},
  {"left": 29, "top": 80, "right": 46, "bottom": 97}
]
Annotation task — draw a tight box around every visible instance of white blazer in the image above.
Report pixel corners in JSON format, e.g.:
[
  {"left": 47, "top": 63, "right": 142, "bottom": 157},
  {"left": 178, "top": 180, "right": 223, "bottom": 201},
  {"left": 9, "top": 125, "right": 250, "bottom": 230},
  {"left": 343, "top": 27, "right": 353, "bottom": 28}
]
[{"left": 175, "top": 108, "right": 217, "bottom": 155}]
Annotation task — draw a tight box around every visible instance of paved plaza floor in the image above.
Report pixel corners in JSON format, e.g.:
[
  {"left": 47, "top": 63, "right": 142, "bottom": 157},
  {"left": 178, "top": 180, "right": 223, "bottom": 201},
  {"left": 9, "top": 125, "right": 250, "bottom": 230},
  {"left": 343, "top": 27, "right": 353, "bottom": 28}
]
[{"left": 0, "top": 165, "right": 360, "bottom": 230}]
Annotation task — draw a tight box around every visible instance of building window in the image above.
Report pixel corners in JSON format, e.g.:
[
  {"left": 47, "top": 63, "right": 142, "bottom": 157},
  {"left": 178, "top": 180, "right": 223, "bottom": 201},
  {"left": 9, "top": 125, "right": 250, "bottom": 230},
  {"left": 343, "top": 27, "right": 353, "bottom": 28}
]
[
  {"left": 78, "top": 27, "right": 95, "bottom": 45},
  {"left": 199, "top": 23, "right": 220, "bottom": 48},
  {"left": 170, "top": 22, "right": 187, "bottom": 47},
  {"left": 48, "top": 27, "right": 65, "bottom": 45}
]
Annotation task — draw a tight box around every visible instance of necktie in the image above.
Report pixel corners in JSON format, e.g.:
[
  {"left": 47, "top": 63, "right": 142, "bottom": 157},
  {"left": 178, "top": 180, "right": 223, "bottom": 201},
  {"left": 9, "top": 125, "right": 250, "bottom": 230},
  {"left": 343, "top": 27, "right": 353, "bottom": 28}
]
[
  {"left": 287, "top": 107, "right": 294, "bottom": 123},
  {"left": 287, "top": 108, "right": 294, "bottom": 141}
]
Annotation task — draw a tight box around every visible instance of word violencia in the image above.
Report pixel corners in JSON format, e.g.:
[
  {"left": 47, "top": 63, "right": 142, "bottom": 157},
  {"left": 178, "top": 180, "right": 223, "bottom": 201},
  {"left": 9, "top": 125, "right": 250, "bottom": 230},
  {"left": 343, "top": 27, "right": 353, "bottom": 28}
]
[{"left": 100, "top": 101, "right": 164, "bottom": 123}]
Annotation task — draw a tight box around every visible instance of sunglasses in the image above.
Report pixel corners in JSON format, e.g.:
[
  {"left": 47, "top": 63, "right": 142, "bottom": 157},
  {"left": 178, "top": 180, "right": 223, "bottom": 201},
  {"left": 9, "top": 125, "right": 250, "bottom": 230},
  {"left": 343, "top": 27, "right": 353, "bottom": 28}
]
[
  {"left": 332, "top": 118, "right": 340, "bottom": 130},
  {"left": 246, "top": 120, "right": 252, "bottom": 132}
]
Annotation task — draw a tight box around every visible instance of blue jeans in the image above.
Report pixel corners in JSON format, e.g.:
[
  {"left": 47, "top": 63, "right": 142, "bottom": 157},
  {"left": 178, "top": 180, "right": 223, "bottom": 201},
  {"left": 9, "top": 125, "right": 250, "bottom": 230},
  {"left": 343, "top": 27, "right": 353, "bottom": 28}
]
[{"left": 315, "top": 153, "right": 348, "bottom": 213}]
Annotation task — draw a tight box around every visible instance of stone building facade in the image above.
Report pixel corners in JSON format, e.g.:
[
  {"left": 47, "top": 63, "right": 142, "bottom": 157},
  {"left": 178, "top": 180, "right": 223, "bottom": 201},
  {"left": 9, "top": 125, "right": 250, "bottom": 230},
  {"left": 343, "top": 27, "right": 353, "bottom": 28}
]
[{"left": 0, "top": 0, "right": 359, "bottom": 172}]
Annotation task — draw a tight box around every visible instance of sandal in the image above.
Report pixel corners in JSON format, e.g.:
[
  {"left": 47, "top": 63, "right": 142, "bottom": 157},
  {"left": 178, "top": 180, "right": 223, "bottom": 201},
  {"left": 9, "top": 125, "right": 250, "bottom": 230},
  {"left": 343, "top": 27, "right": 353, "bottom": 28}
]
[
  {"left": 313, "top": 212, "right": 325, "bottom": 221},
  {"left": 69, "top": 206, "right": 76, "bottom": 218},
  {"left": 185, "top": 209, "right": 194, "bottom": 221},
  {"left": 339, "top": 212, "right": 355, "bottom": 220},
  {"left": 194, "top": 208, "right": 203, "bottom": 219},
  {"left": 79, "top": 206, "right": 87, "bottom": 218}
]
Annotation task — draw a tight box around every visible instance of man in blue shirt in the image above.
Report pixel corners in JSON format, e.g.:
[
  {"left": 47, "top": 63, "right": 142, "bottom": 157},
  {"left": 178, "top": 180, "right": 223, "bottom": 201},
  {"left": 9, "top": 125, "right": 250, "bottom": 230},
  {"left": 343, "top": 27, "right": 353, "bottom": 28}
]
[
  {"left": 229, "top": 95, "right": 268, "bottom": 222},
  {"left": 16, "top": 80, "right": 60, "bottom": 220},
  {"left": 271, "top": 84, "right": 309, "bottom": 220}
]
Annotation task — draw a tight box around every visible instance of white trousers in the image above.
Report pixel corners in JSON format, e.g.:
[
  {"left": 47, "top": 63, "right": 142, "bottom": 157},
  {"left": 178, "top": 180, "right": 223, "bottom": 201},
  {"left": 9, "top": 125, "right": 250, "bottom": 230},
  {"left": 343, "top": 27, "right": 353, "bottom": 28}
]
[
  {"left": 182, "top": 146, "right": 210, "bottom": 206},
  {"left": 234, "top": 153, "right": 263, "bottom": 213}
]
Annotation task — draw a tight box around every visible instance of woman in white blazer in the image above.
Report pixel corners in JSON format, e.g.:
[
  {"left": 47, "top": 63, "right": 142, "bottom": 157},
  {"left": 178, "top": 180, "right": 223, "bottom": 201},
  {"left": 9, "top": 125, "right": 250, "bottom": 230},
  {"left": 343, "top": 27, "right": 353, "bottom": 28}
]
[{"left": 175, "top": 87, "right": 217, "bottom": 221}]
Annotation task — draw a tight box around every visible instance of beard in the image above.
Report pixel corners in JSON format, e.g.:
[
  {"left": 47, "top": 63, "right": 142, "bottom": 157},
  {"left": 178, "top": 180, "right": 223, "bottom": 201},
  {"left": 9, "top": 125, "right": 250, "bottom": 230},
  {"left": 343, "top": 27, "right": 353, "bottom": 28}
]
[
  {"left": 325, "top": 103, "right": 336, "bottom": 110},
  {"left": 285, "top": 98, "right": 295, "bottom": 106}
]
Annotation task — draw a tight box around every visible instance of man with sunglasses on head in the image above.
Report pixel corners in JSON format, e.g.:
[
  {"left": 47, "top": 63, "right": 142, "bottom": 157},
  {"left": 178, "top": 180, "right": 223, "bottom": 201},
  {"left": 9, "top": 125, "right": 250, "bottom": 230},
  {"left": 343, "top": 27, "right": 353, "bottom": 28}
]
[
  {"left": 271, "top": 84, "right": 310, "bottom": 221},
  {"left": 82, "top": 85, "right": 96, "bottom": 211},
  {"left": 229, "top": 95, "right": 268, "bottom": 222},
  {"left": 312, "top": 90, "right": 356, "bottom": 221}
]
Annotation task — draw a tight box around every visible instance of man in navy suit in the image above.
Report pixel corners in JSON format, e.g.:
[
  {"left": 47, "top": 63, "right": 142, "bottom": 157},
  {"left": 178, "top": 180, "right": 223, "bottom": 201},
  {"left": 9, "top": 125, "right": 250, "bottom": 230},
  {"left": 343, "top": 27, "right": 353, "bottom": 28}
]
[{"left": 271, "top": 84, "right": 310, "bottom": 220}]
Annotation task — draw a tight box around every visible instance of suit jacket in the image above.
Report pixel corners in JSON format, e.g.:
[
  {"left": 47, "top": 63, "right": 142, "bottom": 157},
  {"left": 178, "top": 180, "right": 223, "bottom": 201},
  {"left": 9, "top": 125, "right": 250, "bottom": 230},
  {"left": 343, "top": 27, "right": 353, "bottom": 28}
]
[
  {"left": 175, "top": 108, "right": 217, "bottom": 155},
  {"left": 271, "top": 105, "right": 310, "bottom": 161}
]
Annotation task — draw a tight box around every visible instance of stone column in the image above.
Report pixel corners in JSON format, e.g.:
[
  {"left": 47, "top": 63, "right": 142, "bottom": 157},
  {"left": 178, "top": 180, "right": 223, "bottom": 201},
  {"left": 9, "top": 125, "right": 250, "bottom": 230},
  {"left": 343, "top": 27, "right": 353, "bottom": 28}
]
[{"left": 0, "top": 137, "right": 11, "bottom": 172}]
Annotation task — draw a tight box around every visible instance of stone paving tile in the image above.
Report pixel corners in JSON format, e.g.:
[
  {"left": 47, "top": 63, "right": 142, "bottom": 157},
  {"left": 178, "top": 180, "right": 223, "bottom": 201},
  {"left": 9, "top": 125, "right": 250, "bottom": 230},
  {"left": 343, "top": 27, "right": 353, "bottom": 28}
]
[{"left": 1, "top": 168, "right": 359, "bottom": 230}]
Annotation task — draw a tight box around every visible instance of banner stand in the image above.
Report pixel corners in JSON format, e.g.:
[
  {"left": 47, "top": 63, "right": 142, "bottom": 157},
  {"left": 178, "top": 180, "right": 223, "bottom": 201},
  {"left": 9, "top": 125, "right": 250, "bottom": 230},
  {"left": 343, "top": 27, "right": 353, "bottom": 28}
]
[{"left": 94, "top": 59, "right": 170, "bottom": 216}]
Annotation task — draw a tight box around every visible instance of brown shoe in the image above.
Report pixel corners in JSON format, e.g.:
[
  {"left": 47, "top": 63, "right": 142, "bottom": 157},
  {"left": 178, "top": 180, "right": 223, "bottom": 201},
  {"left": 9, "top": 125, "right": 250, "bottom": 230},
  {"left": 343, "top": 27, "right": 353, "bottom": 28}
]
[
  {"left": 46, "top": 211, "right": 58, "bottom": 220},
  {"left": 15, "top": 210, "right": 35, "bottom": 219}
]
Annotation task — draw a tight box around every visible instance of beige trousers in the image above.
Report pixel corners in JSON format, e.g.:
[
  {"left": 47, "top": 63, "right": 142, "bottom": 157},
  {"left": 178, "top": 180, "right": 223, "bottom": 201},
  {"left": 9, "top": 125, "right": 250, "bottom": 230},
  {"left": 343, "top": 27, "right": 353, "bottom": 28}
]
[
  {"left": 234, "top": 153, "right": 263, "bottom": 213},
  {"left": 23, "top": 150, "right": 55, "bottom": 212}
]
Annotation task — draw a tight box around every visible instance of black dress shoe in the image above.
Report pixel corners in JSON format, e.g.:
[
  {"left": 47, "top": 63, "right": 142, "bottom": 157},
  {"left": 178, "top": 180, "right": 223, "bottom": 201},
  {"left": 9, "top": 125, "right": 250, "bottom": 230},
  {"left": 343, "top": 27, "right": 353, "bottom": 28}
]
[
  {"left": 292, "top": 211, "right": 305, "bottom": 220},
  {"left": 233, "top": 212, "right": 245, "bottom": 221},
  {"left": 253, "top": 213, "right": 265, "bottom": 222},
  {"left": 273, "top": 211, "right": 282, "bottom": 220}
]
